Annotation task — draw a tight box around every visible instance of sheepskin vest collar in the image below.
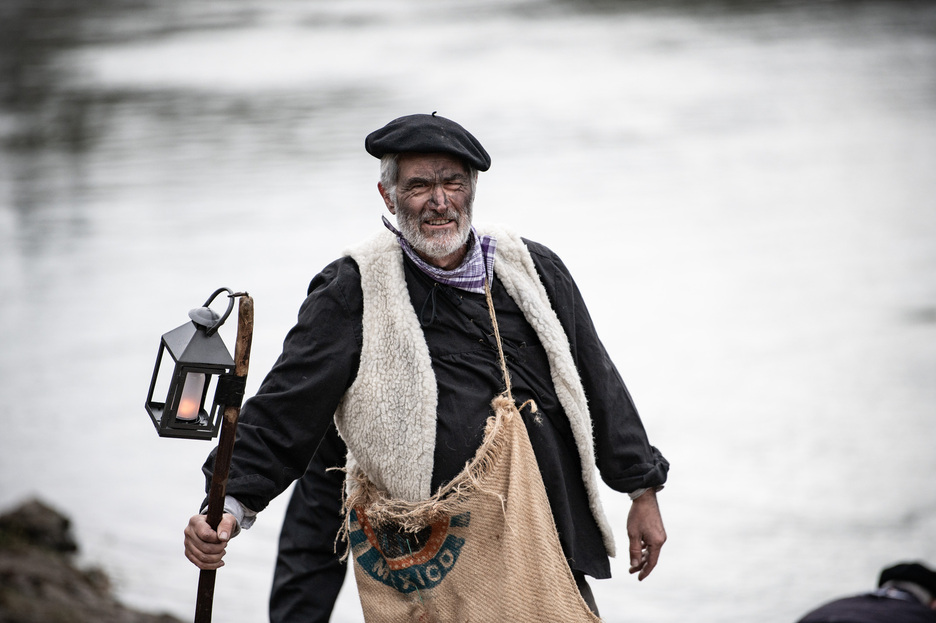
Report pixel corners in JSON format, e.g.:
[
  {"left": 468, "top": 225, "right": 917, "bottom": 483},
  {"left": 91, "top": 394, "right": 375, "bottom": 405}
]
[{"left": 334, "top": 226, "right": 616, "bottom": 555}]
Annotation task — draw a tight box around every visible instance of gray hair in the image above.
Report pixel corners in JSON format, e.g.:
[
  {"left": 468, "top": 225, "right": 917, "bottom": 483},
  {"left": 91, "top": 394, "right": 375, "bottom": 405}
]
[
  {"left": 379, "top": 153, "right": 401, "bottom": 207},
  {"left": 379, "top": 153, "right": 479, "bottom": 209}
]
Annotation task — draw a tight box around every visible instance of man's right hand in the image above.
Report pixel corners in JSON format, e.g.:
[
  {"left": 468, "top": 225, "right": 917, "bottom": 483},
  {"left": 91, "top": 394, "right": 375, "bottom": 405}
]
[{"left": 183, "top": 513, "right": 238, "bottom": 570}]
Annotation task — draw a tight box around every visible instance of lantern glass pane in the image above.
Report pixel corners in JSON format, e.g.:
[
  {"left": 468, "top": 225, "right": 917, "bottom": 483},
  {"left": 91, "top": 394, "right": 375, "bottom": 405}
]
[
  {"left": 205, "top": 374, "right": 221, "bottom": 415},
  {"left": 151, "top": 348, "right": 176, "bottom": 408}
]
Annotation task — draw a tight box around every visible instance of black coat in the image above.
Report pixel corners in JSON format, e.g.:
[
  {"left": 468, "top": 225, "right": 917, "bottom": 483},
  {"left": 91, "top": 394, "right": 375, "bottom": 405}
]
[
  {"left": 796, "top": 592, "right": 936, "bottom": 623},
  {"left": 207, "top": 238, "right": 669, "bottom": 620}
]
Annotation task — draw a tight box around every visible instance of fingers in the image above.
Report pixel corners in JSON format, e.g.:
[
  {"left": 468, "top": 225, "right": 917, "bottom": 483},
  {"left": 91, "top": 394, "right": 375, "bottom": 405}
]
[
  {"left": 629, "top": 540, "right": 662, "bottom": 581},
  {"left": 183, "top": 514, "right": 234, "bottom": 570},
  {"left": 644, "top": 538, "right": 662, "bottom": 579},
  {"left": 628, "top": 543, "right": 649, "bottom": 578},
  {"left": 627, "top": 524, "right": 666, "bottom": 580}
]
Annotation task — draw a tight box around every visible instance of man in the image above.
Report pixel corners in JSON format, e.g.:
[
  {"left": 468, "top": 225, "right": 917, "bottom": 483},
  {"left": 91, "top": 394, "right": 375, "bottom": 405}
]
[
  {"left": 268, "top": 425, "right": 347, "bottom": 622},
  {"left": 184, "top": 113, "right": 669, "bottom": 618},
  {"left": 796, "top": 561, "right": 936, "bottom": 623}
]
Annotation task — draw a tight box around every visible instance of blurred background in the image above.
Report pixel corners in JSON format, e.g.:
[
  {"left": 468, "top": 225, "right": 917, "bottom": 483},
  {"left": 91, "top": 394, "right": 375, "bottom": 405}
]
[{"left": 1, "top": 0, "right": 934, "bottom": 621}]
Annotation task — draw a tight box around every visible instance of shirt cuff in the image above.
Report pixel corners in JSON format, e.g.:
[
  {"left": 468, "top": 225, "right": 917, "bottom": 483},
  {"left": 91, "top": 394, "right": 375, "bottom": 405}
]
[
  {"left": 201, "top": 496, "right": 257, "bottom": 536},
  {"left": 628, "top": 488, "right": 648, "bottom": 500},
  {"left": 628, "top": 485, "right": 664, "bottom": 501},
  {"left": 224, "top": 496, "right": 257, "bottom": 533}
]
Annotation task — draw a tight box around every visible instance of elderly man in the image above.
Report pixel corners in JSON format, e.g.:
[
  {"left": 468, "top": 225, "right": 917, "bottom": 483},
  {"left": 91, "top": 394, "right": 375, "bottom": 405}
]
[{"left": 184, "top": 113, "right": 669, "bottom": 619}]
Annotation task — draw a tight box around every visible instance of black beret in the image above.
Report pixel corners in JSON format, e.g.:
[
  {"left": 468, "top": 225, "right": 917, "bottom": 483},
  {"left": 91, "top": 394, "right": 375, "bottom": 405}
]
[
  {"left": 878, "top": 561, "right": 936, "bottom": 595},
  {"left": 365, "top": 113, "right": 491, "bottom": 172}
]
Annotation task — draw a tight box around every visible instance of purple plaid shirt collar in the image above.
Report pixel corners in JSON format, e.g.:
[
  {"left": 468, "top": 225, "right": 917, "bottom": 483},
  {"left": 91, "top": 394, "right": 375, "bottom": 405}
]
[{"left": 382, "top": 216, "right": 496, "bottom": 294}]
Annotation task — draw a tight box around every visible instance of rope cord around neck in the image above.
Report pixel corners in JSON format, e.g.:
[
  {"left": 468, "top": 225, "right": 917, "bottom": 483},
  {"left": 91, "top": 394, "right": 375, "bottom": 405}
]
[{"left": 484, "top": 279, "right": 513, "bottom": 401}]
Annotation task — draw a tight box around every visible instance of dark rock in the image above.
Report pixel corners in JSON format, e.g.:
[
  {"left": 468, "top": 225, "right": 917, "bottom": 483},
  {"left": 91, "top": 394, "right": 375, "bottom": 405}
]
[
  {"left": 0, "top": 498, "right": 77, "bottom": 553},
  {"left": 0, "top": 498, "right": 185, "bottom": 623}
]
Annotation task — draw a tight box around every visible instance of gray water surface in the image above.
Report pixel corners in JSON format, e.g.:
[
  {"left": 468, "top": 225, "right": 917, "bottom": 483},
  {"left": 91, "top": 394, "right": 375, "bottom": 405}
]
[{"left": 1, "top": 2, "right": 935, "bottom": 622}]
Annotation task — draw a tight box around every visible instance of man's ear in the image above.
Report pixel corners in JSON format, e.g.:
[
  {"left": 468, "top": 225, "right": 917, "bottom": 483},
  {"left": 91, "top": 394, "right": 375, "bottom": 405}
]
[{"left": 377, "top": 182, "right": 395, "bottom": 214}]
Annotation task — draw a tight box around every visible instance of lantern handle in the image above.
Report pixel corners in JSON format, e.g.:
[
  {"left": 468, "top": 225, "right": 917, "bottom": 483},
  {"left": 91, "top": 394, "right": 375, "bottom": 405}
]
[{"left": 201, "top": 287, "right": 235, "bottom": 336}]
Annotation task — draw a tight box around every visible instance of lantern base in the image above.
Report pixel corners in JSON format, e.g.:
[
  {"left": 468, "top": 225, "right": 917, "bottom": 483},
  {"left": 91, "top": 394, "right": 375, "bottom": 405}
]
[{"left": 146, "top": 402, "right": 221, "bottom": 440}]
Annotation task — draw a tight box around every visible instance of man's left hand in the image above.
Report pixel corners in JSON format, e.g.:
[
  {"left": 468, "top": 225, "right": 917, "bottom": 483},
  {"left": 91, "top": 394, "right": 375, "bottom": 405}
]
[{"left": 626, "top": 488, "right": 666, "bottom": 581}]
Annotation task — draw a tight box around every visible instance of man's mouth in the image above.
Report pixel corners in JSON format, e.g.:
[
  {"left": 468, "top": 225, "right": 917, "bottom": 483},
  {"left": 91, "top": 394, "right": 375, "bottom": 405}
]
[{"left": 424, "top": 218, "right": 455, "bottom": 227}]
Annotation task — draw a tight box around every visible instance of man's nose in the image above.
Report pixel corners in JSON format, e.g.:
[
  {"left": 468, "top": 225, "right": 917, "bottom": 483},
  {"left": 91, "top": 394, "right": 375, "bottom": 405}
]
[{"left": 428, "top": 184, "right": 447, "bottom": 207}]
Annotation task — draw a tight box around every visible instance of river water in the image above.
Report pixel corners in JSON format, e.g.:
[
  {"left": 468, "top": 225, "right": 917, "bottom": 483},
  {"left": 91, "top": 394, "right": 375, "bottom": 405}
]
[{"left": 1, "top": 1, "right": 935, "bottom": 621}]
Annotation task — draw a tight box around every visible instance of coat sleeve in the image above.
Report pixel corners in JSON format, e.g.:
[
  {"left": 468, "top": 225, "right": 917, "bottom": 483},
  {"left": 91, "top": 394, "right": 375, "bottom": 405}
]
[
  {"left": 202, "top": 257, "right": 363, "bottom": 514},
  {"left": 524, "top": 240, "right": 669, "bottom": 493}
]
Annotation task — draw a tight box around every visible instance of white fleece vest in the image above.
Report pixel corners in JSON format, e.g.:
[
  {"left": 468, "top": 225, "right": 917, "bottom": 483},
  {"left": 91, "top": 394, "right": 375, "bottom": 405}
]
[{"left": 334, "top": 226, "right": 615, "bottom": 555}]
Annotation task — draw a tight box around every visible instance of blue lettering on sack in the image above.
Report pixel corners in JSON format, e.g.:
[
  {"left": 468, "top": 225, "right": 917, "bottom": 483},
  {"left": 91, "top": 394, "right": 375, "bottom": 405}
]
[{"left": 349, "top": 510, "right": 470, "bottom": 594}]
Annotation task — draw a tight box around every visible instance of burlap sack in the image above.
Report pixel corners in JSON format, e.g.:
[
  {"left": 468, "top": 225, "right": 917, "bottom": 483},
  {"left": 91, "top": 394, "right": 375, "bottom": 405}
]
[{"left": 343, "top": 393, "right": 601, "bottom": 622}]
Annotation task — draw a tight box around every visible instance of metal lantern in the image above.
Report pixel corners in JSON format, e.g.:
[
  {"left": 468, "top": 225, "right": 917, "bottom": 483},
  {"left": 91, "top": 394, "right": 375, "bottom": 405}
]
[
  {"left": 145, "top": 288, "right": 239, "bottom": 440},
  {"left": 143, "top": 287, "right": 253, "bottom": 623}
]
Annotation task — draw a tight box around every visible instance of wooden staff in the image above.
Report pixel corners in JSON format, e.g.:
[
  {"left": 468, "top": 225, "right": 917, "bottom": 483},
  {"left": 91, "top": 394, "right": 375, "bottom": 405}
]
[{"left": 194, "top": 293, "right": 253, "bottom": 623}]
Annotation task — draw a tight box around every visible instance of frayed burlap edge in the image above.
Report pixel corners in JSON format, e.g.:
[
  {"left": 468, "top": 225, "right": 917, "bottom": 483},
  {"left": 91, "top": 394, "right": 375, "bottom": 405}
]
[{"left": 337, "top": 393, "right": 534, "bottom": 559}]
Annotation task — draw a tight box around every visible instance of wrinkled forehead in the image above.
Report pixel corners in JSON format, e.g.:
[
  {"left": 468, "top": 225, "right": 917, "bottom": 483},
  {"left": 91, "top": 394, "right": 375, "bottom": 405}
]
[{"left": 396, "top": 152, "right": 472, "bottom": 180}]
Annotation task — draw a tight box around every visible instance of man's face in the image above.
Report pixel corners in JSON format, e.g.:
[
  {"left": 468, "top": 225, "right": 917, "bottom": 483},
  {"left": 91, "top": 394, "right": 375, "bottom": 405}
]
[{"left": 380, "top": 153, "right": 475, "bottom": 270}]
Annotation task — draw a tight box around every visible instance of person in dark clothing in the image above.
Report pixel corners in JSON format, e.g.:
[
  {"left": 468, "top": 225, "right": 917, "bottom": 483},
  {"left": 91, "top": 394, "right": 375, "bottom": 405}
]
[
  {"left": 268, "top": 425, "right": 347, "bottom": 623},
  {"left": 796, "top": 561, "right": 936, "bottom": 623},
  {"left": 183, "top": 113, "right": 669, "bottom": 617}
]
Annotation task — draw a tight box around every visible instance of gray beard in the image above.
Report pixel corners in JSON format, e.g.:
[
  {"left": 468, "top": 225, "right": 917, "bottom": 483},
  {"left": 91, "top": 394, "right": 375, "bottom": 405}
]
[{"left": 395, "top": 204, "right": 473, "bottom": 261}]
